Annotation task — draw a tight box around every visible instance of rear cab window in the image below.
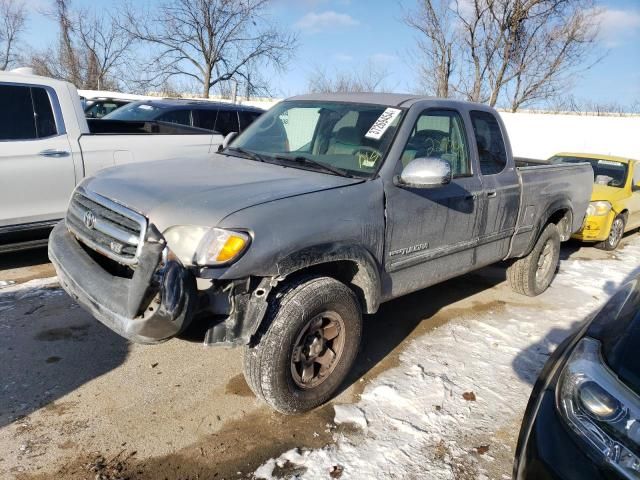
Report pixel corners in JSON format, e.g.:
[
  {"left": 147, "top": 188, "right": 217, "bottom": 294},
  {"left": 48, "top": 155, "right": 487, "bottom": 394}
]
[
  {"left": 0, "top": 84, "right": 59, "bottom": 141},
  {"left": 470, "top": 110, "right": 508, "bottom": 176}
]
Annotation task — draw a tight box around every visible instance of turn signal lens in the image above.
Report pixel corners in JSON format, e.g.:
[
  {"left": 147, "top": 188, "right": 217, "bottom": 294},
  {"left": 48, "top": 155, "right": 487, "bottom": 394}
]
[
  {"left": 195, "top": 228, "right": 250, "bottom": 266},
  {"left": 216, "top": 235, "right": 249, "bottom": 262}
]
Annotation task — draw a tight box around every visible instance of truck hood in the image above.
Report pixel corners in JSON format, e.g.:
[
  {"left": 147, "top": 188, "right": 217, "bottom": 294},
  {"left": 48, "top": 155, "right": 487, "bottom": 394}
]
[
  {"left": 591, "top": 183, "right": 629, "bottom": 203},
  {"left": 81, "top": 154, "right": 363, "bottom": 231}
]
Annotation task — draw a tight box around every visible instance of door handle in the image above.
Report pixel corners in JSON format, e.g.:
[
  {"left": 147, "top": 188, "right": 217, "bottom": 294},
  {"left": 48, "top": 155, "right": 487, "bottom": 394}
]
[
  {"left": 39, "top": 149, "right": 70, "bottom": 158},
  {"left": 486, "top": 190, "right": 497, "bottom": 198}
]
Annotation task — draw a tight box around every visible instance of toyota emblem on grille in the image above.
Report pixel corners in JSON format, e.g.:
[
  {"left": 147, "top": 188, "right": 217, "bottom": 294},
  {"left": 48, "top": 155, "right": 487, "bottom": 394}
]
[{"left": 83, "top": 210, "right": 97, "bottom": 229}]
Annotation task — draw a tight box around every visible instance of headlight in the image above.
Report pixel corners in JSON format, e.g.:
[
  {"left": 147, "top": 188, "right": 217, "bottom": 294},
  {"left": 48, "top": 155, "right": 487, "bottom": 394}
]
[
  {"left": 586, "top": 201, "right": 612, "bottom": 217},
  {"left": 557, "top": 337, "right": 640, "bottom": 478},
  {"left": 163, "top": 226, "right": 250, "bottom": 266}
]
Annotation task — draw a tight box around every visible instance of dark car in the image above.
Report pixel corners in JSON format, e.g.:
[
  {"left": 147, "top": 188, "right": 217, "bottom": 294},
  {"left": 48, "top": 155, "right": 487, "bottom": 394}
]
[
  {"left": 84, "top": 98, "right": 132, "bottom": 118},
  {"left": 103, "top": 99, "right": 264, "bottom": 135},
  {"left": 514, "top": 278, "right": 640, "bottom": 479}
]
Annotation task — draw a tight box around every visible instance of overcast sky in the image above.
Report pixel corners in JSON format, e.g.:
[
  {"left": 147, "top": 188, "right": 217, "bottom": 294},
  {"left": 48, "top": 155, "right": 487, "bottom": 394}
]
[{"left": 25, "top": 0, "right": 640, "bottom": 106}]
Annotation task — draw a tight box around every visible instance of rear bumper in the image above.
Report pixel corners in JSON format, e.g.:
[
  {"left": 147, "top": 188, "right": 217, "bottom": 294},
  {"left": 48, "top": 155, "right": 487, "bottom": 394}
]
[
  {"left": 48, "top": 221, "right": 196, "bottom": 344},
  {"left": 572, "top": 212, "right": 615, "bottom": 242}
]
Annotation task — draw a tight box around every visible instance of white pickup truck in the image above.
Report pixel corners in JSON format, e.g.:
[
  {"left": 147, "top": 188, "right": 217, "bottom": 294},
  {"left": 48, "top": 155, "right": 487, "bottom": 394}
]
[{"left": 0, "top": 71, "right": 225, "bottom": 252}]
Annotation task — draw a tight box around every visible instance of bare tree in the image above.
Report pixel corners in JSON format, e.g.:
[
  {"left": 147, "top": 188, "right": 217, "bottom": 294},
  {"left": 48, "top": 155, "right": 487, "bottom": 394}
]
[
  {"left": 407, "top": 0, "right": 600, "bottom": 110},
  {"left": 307, "top": 62, "right": 391, "bottom": 93},
  {"left": 546, "top": 95, "right": 640, "bottom": 116},
  {"left": 0, "top": 0, "right": 27, "bottom": 70},
  {"left": 404, "top": 0, "right": 457, "bottom": 98},
  {"left": 31, "top": 0, "right": 134, "bottom": 89},
  {"left": 121, "top": 0, "right": 297, "bottom": 98}
]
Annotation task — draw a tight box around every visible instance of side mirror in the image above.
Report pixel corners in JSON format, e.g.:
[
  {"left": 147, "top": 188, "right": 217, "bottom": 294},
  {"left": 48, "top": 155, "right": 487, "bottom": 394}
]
[
  {"left": 396, "top": 157, "right": 452, "bottom": 189},
  {"left": 219, "top": 131, "right": 238, "bottom": 152}
]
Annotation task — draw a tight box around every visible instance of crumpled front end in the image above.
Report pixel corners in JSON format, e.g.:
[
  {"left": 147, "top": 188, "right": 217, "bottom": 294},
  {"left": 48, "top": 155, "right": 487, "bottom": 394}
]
[
  {"left": 572, "top": 210, "right": 615, "bottom": 242},
  {"left": 49, "top": 221, "right": 196, "bottom": 344}
]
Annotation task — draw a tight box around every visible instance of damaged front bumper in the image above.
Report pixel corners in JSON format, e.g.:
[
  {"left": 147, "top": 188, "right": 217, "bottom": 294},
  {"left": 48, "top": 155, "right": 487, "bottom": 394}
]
[{"left": 48, "top": 221, "right": 272, "bottom": 346}]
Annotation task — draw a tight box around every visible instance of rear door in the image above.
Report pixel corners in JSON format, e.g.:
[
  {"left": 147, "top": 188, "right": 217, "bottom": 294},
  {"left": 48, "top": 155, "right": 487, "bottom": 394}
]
[
  {"left": 469, "top": 110, "right": 520, "bottom": 263},
  {"left": 384, "top": 108, "right": 484, "bottom": 296},
  {"left": 0, "top": 82, "right": 75, "bottom": 227}
]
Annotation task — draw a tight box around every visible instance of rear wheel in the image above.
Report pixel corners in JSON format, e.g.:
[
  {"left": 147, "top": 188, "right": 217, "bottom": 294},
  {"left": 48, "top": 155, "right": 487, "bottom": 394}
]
[
  {"left": 242, "top": 276, "right": 362, "bottom": 414},
  {"left": 507, "top": 223, "right": 560, "bottom": 296},
  {"left": 596, "top": 214, "right": 625, "bottom": 251}
]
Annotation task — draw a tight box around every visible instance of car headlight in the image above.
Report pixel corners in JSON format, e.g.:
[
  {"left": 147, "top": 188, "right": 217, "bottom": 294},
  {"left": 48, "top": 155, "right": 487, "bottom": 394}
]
[
  {"left": 586, "top": 201, "right": 612, "bottom": 217},
  {"left": 163, "top": 226, "right": 250, "bottom": 266},
  {"left": 557, "top": 337, "right": 640, "bottom": 478}
]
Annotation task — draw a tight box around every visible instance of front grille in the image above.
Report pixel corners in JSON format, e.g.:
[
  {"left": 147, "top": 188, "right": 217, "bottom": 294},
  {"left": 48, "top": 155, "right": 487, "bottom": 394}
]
[{"left": 66, "top": 189, "right": 147, "bottom": 265}]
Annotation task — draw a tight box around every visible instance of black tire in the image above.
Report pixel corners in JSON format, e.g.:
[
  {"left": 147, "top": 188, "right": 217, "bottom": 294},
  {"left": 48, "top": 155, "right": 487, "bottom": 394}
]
[
  {"left": 596, "top": 214, "right": 625, "bottom": 251},
  {"left": 507, "top": 223, "right": 560, "bottom": 296},
  {"left": 242, "top": 276, "right": 362, "bottom": 414}
]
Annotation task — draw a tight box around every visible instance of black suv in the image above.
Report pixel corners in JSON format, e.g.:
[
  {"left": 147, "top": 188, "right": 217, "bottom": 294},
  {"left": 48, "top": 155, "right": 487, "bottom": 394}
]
[
  {"left": 103, "top": 99, "right": 264, "bottom": 135},
  {"left": 515, "top": 276, "right": 640, "bottom": 479}
]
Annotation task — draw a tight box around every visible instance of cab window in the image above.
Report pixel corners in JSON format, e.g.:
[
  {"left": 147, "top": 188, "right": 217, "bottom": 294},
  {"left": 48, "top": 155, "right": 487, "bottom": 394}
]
[
  {"left": 470, "top": 110, "right": 508, "bottom": 176},
  {"left": 0, "top": 84, "right": 58, "bottom": 140},
  {"left": 400, "top": 109, "right": 470, "bottom": 177},
  {"left": 215, "top": 110, "right": 240, "bottom": 136},
  {"left": 157, "top": 109, "right": 192, "bottom": 126},
  {"left": 194, "top": 109, "right": 218, "bottom": 131}
]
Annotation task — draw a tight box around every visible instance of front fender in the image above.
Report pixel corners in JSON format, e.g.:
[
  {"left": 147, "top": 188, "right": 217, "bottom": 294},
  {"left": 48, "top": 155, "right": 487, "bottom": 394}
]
[{"left": 276, "top": 243, "right": 383, "bottom": 314}]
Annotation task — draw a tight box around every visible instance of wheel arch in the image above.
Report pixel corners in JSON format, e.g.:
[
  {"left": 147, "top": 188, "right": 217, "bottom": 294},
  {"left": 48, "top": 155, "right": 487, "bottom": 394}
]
[
  {"left": 275, "top": 243, "right": 383, "bottom": 314},
  {"left": 522, "top": 201, "right": 573, "bottom": 256}
]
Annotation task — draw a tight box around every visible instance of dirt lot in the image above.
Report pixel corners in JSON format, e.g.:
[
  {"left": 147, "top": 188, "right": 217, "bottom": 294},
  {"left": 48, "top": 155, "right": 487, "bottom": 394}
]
[{"left": 0, "top": 239, "right": 631, "bottom": 479}]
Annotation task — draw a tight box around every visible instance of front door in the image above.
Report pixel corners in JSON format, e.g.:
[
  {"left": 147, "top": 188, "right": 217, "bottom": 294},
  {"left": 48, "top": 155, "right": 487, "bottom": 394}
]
[
  {"left": 0, "top": 83, "right": 75, "bottom": 228},
  {"left": 384, "top": 109, "right": 483, "bottom": 298}
]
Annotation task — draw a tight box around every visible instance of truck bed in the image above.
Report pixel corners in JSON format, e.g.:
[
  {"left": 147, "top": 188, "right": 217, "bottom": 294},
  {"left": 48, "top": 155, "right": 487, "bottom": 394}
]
[{"left": 509, "top": 162, "right": 593, "bottom": 258}]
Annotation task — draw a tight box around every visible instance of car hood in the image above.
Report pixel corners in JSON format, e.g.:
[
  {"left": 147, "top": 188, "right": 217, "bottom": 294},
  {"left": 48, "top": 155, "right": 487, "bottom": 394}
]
[
  {"left": 590, "top": 183, "right": 629, "bottom": 203},
  {"left": 81, "top": 154, "right": 363, "bottom": 232},
  {"left": 587, "top": 279, "right": 640, "bottom": 396}
]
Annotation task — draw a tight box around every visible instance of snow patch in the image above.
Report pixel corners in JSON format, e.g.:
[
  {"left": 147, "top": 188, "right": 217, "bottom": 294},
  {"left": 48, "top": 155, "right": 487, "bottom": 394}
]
[
  {"left": 254, "top": 238, "right": 640, "bottom": 478},
  {"left": 334, "top": 404, "right": 367, "bottom": 429},
  {"left": 0, "top": 277, "right": 58, "bottom": 295}
]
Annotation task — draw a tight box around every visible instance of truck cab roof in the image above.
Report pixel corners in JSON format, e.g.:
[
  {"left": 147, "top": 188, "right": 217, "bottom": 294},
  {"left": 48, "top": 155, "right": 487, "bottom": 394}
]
[{"left": 287, "top": 92, "right": 493, "bottom": 111}]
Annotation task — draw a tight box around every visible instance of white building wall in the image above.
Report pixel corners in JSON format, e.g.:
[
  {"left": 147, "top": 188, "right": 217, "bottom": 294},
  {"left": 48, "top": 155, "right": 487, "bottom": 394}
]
[{"left": 499, "top": 112, "right": 640, "bottom": 161}]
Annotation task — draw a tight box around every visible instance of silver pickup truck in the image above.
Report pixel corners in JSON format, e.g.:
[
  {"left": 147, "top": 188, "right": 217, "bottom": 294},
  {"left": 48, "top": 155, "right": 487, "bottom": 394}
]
[{"left": 49, "top": 93, "right": 593, "bottom": 413}]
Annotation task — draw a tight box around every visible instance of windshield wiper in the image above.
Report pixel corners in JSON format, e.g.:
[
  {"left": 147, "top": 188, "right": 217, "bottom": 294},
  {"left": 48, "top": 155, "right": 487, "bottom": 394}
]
[
  {"left": 224, "top": 147, "right": 267, "bottom": 163},
  {"left": 273, "top": 155, "right": 354, "bottom": 178}
]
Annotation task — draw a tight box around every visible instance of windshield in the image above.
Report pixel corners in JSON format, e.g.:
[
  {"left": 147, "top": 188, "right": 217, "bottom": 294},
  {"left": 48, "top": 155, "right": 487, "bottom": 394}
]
[
  {"left": 551, "top": 155, "right": 628, "bottom": 188},
  {"left": 229, "top": 100, "right": 405, "bottom": 177},
  {"left": 103, "top": 102, "right": 163, "bottom": 121}
]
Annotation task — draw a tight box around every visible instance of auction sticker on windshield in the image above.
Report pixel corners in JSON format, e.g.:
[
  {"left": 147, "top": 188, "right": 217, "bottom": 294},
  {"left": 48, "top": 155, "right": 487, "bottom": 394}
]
[{"left": 365, "top": 108, "right": 402, "bottom": 140}]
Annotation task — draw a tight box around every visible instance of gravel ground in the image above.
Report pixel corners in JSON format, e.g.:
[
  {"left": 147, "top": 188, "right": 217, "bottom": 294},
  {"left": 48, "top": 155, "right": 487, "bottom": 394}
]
[{"left": 0, "top": 237, "right": 633, "bottom": 479}]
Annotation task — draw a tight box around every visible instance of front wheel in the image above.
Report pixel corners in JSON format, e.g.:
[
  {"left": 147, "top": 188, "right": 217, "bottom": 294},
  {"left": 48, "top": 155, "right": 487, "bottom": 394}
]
[
  {"left": 507, "top": 223, "right": 561, "bottom": 296},
  {"left": 243, "top": 276, "right": 362, "bottom": 414},
  {"left": 596, "top": 214, "right": 625, "bottom": 251}
]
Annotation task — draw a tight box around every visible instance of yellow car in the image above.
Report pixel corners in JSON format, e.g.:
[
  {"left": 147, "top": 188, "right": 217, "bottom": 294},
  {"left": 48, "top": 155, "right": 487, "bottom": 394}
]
[{"left": 550, "top": 153, "right": 640, "bottom": 250}]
